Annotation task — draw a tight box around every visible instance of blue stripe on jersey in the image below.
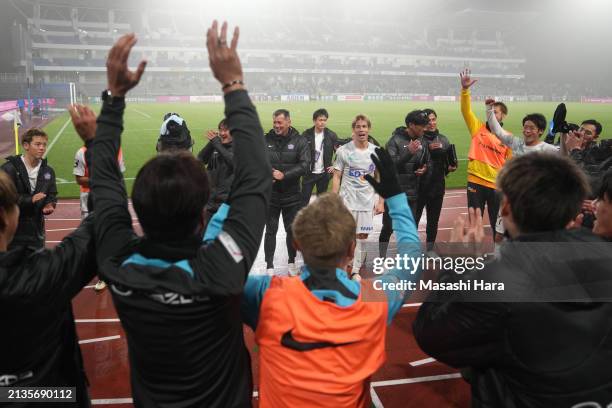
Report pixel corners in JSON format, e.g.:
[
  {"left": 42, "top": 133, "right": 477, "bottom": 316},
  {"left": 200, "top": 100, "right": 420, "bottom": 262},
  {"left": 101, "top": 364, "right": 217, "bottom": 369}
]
[{"left": 121, "top": 253, "right": 194, "bottom": 278}]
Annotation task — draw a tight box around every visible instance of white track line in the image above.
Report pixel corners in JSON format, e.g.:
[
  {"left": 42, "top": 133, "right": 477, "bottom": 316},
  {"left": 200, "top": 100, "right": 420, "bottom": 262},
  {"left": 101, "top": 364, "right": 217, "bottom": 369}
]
[
  {"left": 78, "top": 335, "right": 121, "bottom": 344},
  {"left": 409, "top": 357, "right": 437, "bottom": 367},
  {"left": 93, "top": 391, "right": 261, "bottom": 405},
  {"left": 130, "top": 107, "right": 152, "bottom": 119},
  {"left": 370, "top": 385, "right": 384, "bottom": 408},
  {"left": 75, "top": 318, "right": 120, "bottom": 323},
  {"left": 92, "top": 398, "right": 133, "bottom": 405},
  {"left": 44, "top": 116, "right": 72, "bottom": 157},
  {"left": 372, "top": 373, "right": 462, "bottom": 387}
]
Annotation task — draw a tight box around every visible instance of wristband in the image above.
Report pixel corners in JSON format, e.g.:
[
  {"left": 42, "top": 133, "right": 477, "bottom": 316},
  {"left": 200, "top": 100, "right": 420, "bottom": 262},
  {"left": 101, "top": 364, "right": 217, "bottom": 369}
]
[{"left": 222, "top": 80, "right": 244, "bottom": 90}]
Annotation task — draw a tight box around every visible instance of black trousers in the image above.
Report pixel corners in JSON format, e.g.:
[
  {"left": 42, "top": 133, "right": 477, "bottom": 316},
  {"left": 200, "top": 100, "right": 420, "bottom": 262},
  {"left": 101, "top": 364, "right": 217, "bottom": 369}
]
[
  {"left": 466, "top": 182, "right": 499, "bottom": 234},
  {"left": 264, "top": 200, "right": 301, "bottom": 268},
  {"left": 415, "top": 192, "right": 444, "bottom": 249},
  {"left": 379, "top": 196, "right": 417, "bottom": 257},
  {"left": 301, "top": 172, "right": 330, "bottom": 206}
]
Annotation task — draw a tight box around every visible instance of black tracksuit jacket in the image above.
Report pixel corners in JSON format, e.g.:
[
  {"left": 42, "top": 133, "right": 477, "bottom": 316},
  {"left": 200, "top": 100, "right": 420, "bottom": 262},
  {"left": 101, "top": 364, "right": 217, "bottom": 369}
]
[
  {"left": 264, "top": 127, "right": 310, "bottom": 205},
  {"left": 386, "top": 127, "right": 429, "bottom": 200},
  {"left": 1, "top": 156, "right": 57, "bottom": 249},
  {"left": 197, "top": 138, "right": 234, "bottom": 213},
  {"left": 0, "top": 215, "right": 97, "bottom": 407},
  {"left": 414, "top": 228, "right": 612, "bottom": 408},
  {"left": 90, "top": 90, "right": 271, "bottom": 408}
]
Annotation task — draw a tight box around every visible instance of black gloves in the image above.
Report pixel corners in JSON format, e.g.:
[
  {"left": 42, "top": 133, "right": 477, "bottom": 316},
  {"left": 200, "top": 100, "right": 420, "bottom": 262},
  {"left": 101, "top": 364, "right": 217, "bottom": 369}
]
[{"left": 364, "top": 147, "right": 402, "bottom": 199}]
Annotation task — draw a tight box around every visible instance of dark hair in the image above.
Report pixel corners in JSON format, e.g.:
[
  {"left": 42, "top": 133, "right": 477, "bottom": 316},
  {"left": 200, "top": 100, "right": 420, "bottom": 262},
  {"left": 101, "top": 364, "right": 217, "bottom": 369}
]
[
  {"left": 493, "top": 101, "right": 508, "bottom": 115},
  {"left": 405, "top": 110, "right": 429, "bottom": 126},
  {"left": 498, "top": 153, "right": 589, "bottom": 233},
  {"left": 423, "top": 108, "right": 437, "bottom": 118},
  {"left": 273, "top": 109, "right": 290, "bottom": 119},
  {"left": 132, "top": 152, "right": 210, "bottom": 241},
  {"left": 218, "top": 119, "right": 228, "bottom": 130},
  {"left": 597, "top": 169, "right": 612, "bottom": 201},
  {"left": 581, "top": 119, "right": 603, "bottom": 136},
  {"left": 0, "top": 171, "right": 18, "bottom": 232},
  {"left": 21, "top": 128, "right": 47, "bottom": 145},
  {"left": 523, "top": 113, "right": 547, "bottom": 131},
  {"left": 312, "top": 108, "right": 329, "bottom": 121}
]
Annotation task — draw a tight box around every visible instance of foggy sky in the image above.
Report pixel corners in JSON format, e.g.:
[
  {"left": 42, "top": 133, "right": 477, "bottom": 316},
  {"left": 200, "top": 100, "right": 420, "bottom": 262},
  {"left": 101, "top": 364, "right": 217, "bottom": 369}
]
[{"left": 1, "top": 0, "right": 611, "bottom": 84}]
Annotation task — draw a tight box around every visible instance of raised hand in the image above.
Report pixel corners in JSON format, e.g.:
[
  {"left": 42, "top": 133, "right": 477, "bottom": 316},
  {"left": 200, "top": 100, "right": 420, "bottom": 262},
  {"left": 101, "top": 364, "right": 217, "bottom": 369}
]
[
  {"left": 206, "top": 21, "right": 243, "bottom": 92},
  {"left": 364, "top": 147, "right": 401, "bottom": 199},
  {"left": 450, "top": 207, "right": 484, "bottom": 246},
  {"left": 565, "top": 130, "right": 584, "bottom": 151},
  {"left": 206, "top": 130, "right": 219, "bottom": 141},
  {"left": 68, "top": 104, "right": 97, "bottom": 142},
  {"left": 460, "top": 68, "right": 477, "bottom": 90},
  {"left": 106, "top": 33, "right": 147, "bottom": 97}
]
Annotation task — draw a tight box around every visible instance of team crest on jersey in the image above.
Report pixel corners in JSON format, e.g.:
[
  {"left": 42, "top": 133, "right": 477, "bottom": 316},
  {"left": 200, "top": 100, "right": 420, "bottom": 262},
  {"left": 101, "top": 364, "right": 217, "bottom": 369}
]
[
  {"left": 287, "top": 144, "right": 294, "bottom": 150},
  {"left": 44, "top": 172, "right": 51, "bottom": 180}
]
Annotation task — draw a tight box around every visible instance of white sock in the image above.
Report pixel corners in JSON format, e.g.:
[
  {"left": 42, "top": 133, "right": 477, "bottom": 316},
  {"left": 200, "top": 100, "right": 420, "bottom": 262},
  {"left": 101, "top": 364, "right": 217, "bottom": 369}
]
[{"left": 353, "top": 239, "right": 367, "bottom": 272}]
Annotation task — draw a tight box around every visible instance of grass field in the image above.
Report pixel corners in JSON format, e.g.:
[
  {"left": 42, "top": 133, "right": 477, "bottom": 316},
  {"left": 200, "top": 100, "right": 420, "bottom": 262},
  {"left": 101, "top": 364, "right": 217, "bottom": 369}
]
[{"left": 41, "top": 100, "right": 612, "bottom": 197}]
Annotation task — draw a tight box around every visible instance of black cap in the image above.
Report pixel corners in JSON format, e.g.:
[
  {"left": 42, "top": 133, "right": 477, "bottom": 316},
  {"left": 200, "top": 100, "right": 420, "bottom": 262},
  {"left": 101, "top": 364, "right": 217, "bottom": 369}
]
[{"left": 405, "top": 110, "right": 430, "bottom": 126}]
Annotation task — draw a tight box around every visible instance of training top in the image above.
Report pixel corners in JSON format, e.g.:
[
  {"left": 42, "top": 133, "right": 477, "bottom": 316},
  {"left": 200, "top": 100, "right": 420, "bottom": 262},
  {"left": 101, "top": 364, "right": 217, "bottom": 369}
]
[
  {"left": 461, "top": 89, "right": 512, "bottom": 189},
  {"left": 485, "top": 106, "right": 559, "bottom": 156},
  {"left": 230, "top": 192, "right": 422, "bottom": 408},
  {"left": 90, "top": 90, "right": 272, "bottom": 408},
  {"left": 334, "top": 141, "right": 378, "bottom": 211}
]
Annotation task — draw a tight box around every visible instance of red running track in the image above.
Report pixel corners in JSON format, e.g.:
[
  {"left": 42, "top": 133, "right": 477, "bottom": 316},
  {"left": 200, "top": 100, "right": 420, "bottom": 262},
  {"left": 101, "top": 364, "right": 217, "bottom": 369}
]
[{"left": 45, "top": 188, "right": 486, "bottom": 407}]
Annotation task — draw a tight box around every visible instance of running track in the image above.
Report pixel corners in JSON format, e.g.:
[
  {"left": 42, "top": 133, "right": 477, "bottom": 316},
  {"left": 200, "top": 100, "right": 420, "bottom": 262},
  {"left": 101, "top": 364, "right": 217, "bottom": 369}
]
[{"left": 46, "top": 188, "right": 484, "bottom": 407}]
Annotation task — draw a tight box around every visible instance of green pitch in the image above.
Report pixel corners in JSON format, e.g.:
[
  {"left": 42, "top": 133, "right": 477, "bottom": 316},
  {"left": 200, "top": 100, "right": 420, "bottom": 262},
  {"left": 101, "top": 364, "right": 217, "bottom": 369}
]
[{"left": 42, "top": 101, "right": 612, "bottom": 197}]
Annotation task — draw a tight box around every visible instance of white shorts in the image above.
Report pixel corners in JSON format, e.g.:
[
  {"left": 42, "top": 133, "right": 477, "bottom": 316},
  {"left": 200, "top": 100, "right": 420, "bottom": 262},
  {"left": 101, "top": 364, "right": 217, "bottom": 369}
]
[
  {"left": 80, "top": 192, "right": 90, "bottom": 220},
  {"left": 352, "top": 210, "right": 374, "bottom": 235},
  {"left": 495, "top": 208, "right": 504, "bottom": 235}
]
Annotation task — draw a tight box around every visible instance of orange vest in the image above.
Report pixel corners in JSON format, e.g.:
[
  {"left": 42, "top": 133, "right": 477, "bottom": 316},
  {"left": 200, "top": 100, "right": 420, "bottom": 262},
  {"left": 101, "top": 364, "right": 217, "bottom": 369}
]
[
  {"left": 467, "top": 124, "right": 511, "bottom": 188},
  {"left": 255, "top": 277, "right": 387, "bottom": 408}
]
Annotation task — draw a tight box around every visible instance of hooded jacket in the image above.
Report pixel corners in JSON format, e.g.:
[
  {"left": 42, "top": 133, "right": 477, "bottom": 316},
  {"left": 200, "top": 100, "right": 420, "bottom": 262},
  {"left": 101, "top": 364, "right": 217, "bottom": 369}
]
[
  {"left": 419, "top": 130, "right": 452, "bottom": 197},
  {"left": 386, "top": 127, "right": 429, "bottom": 200},
  {"left": 0, "top": 215, "right": 97, "bottom": 407},
  {"left": 414, "top": 228, "right": 612, "bottom": 408}
]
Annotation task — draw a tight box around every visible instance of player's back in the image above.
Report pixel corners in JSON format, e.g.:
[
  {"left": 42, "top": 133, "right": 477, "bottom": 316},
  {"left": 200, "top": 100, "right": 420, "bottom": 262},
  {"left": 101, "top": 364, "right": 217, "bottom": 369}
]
[{"left": 256, "top": 275, "right": 387, "bottom": 408}]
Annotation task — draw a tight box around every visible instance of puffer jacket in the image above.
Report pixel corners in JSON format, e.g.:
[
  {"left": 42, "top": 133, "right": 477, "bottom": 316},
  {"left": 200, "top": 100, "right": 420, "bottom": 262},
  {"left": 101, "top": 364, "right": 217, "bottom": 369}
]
[
  {"left": 265, "top": 126, "right": 310, "bottom": 203},
  {"left": 386, "top": 126, "right": 429, "bottom": 200}
]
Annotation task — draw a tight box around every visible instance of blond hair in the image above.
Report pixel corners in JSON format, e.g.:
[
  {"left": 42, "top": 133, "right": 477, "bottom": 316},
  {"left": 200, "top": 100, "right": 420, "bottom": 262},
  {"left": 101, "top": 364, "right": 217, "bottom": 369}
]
[
  {"left": 292, "top": 193, "right": 355, "bottom": 267},
  {"left": 351, "top": 114, "right": 371, "bottom": 129}
]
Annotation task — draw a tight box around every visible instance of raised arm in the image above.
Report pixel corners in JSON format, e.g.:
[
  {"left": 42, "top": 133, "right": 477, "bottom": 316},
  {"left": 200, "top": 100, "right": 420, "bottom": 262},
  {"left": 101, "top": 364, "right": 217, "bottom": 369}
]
[
  {"left": 188, "top": 21, "right": 272, "bottom": 294},
  {"left": 459, "top": 68, "right": 482, "bottom": 136},
  {"left": 91, "top": 34, "right": 146, "bottom": 267},
  {"left": 364, "top": 148, "right": 422, "bottom": 324},
  {"left": 485, "top": 99, "right": 520, "bottom": 150}
]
